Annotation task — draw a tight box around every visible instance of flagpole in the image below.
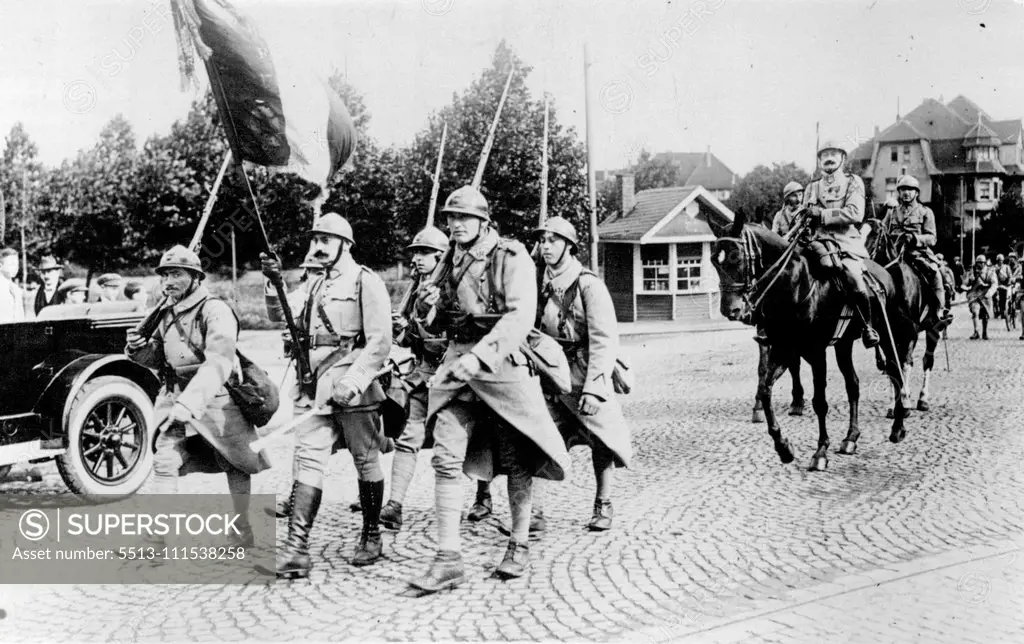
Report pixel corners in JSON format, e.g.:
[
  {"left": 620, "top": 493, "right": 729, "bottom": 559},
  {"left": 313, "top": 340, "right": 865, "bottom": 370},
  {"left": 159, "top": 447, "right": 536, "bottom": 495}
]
[{"left": 584, "top": 44, "right": 598, "bottom": 272}]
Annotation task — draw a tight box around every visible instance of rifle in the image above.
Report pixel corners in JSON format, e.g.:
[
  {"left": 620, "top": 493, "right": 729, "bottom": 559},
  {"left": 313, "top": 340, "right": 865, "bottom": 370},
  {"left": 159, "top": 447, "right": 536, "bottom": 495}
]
[{"left": 132, "top": 150, "right": 233, "bottom": 340}]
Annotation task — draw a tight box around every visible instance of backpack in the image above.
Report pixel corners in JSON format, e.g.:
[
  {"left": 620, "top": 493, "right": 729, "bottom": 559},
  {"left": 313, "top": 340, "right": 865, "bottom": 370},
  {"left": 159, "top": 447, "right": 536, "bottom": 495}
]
[
  {"left": 542, "top": 270, "right": 633, "bottom": 395},
  {"left": 169, "top": 296, "right": 280, "bottom": 428}
]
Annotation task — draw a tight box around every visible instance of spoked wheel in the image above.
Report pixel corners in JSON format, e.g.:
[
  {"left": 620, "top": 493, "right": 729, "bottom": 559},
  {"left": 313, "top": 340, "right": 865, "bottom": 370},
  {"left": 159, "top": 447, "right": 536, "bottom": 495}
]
[{"left": 57, "top": 376, "right": 154, "bottom": 502}]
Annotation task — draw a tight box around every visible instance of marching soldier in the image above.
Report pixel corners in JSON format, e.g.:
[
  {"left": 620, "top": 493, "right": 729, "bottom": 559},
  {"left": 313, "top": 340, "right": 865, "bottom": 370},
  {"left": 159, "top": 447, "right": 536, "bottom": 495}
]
[
  {"left": 802, "top": 140, "right": 879, "bottom": 348},
  {"left": 533, "top": 216, "right": 632, "bottom": 531},
  {"left": 378, "top": 226, "right": 450, "bottom": 531},
  {"left": 34, "top": 256, "right": 64, "bottom": 314},
  {"left": 880, "top": 175, "right": 952, "bottom": 331},
  {"left": 772, "top": 182, "right": 805, "bottom": 238},
  {"left": 125, "top": 246, "right": 270, "bottom": 546},
  {"left": 961, "top": 254, "right": 997, "bottom": 340},
  {"left": 408, "top": 186, "right": 571, "bottom": 592},
  {"left": 260, "top": 212, "right": 393, "bottom": 577},
  {"left": 994, "top": 253, "right": 1012, "bottom": 319}
]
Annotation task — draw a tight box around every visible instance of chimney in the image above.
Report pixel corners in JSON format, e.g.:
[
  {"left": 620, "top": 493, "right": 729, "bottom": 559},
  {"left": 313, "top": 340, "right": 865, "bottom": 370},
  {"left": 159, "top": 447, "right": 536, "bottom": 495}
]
[
  {"left": 617, "top": 172, "right": 636, "bottom": 215},
  {"left": 705, "top": 145, "right": 712, "bottom": 167},
  {"left": 874, "top": 125, "right": 880, "bottom": 137}
]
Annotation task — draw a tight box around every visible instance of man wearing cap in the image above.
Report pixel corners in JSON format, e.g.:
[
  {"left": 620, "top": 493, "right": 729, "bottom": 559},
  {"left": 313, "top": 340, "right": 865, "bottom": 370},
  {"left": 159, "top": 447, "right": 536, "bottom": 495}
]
[
  {"left": 880, "top": 175, "right": 952, "bottom": 332},
  {"left": 0, "top": 248, "right": 25, "bottom": 323},
  {"left": 378, "top": 225, "right": 451, "bottom": 532},
  {"left": 95, "top": 273, "right": 125, "bottom": 303},
  {"left": 408, "top": 185, "right": 571, "bottom": 592},
  {"left": 260, "top": 212, "right": 392, "bottom": 577},
  {"left": 773, "top": 182, "right": 805, "bottom": 239},
  {"left": 58, "top": 279, "right": 89, "bottom": 305},
  {"left": 533, "top": 216, "right": 632, "bottom": 531},
  {"left": 34, "top": 256, "right": 64, "bottom": 314},
  {"left": 961, "top": 254, "right": 998, "bottom": 340},
  {"left": 125, "top": 245, "right": 270, "bottom": 546},
  {"left": 801, "top": 140, "right": 879, "bottom": 348}
]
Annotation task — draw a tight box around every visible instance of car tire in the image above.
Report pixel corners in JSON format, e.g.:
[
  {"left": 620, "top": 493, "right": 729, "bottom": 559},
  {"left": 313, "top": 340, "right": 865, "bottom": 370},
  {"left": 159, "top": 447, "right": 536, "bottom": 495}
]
[{"left": 57, "top": 376, "right": 155, "bottom": 502}]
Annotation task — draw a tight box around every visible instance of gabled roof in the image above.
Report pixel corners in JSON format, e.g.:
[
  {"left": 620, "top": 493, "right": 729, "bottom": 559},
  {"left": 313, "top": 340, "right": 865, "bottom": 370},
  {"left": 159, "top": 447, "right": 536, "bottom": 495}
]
[
  {"left": 988, "top": 119, "right": 1022, "bottom": 144},
  {"left": 964, "top": 118, "right": 1002, "bottom": 146},
  {"left": 947, "top": 95, "right": 991, "bottom": 124},
  {"left": 597, "top": 186, "right": 733, "bottom": 242},
  {"left": 903, "top": 98, "right": 973, "bottom": 140},
  {"left": 877, "top": 119, "right": 927, "bottom": 143},
  {"left": 651, "top": 151, "right": 738, "bottom": 190}
]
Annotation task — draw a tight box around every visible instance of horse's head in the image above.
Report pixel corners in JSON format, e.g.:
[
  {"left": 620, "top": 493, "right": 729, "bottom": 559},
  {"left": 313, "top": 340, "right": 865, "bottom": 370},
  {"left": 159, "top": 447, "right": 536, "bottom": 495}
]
[{"left": 711, "top": 209, "right": 757, "bottom": 322}]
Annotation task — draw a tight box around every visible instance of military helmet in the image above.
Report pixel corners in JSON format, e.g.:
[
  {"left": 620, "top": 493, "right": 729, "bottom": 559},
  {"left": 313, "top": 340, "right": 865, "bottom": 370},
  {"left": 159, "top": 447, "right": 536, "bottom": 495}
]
[
  {"left": 975, "top": 254, "right": 987, "bottom": 265},
  {"left": 996, "top": 253, "right": 1005, "bottom": 261},
  {"left": 817, "top": 139, "right": 848, "bottom": 157},
  {"left": 533, "top": 216, "right": 579, "bottom": 247},
  {"left": 896, "top": 175, "right": 920, "bottom": 191},
  {"left": 310, "top": 212, "right": 355, "bottom": 245},
  {"left": 441, "top": 186, "right": 490, "bottom": 221},
  {"left": 1009, "top": 252, "right": 1019, "bottom": 260},
  {"left": 156, "top": 245, "right": 204, "bottom": 278},
  {"left": 782, "top": 181, "right": 804, "bottom": 199},
  {"left": 407, "top": 226, "right": 450, "bottom": 253}
]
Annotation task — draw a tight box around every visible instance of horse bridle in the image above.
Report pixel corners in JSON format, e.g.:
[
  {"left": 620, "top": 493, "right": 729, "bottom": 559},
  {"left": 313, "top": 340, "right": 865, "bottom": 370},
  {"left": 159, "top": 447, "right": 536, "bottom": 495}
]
[{"left": 719, "top": 222, "right": 808, "bottom": 313}]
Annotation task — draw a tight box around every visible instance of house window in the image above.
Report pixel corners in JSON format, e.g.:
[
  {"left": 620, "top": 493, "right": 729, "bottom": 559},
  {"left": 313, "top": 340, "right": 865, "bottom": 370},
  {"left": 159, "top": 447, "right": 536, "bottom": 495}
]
[
  {"left": 885, "top": 177, "right": 897, "bottom": 200},
  {"left": 641, "top": 245, "right": 670, "bottom": 292},
  {"left": 676, "top": 243, "right": 702, "bottom": 292},
  {"left": 903, "top": 145, "right": 910, "bottom": 160},
  {"left": 978, "top": 180, "right": 992, "bottom": 201},
  {"left": 890, "top": 147, "right": 898, "bottom": 163}
]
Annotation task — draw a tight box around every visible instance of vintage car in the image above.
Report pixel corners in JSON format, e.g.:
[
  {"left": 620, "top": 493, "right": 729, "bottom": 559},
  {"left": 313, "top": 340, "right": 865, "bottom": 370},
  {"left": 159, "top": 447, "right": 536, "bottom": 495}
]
[{"left": 0, "top": 301, "right": 159, "bottom": 500}]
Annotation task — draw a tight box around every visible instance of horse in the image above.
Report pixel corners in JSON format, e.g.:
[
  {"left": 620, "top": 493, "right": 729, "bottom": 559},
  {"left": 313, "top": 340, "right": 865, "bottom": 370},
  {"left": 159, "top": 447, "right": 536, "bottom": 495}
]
[
  {"left": 711, "top": 212, "right": 910, "bottom": 471},
  {"left": 752, "top": 340, "right": 804, "bottom": 422},
  {"left": 862, "top": 214, "right": 944, "bottom": 415}
]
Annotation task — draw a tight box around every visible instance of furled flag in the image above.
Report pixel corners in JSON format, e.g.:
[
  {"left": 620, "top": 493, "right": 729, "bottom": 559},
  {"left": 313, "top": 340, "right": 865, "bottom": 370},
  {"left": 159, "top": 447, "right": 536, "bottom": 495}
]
[{"left": 170, "top": 0, "right": 356, "bottom": 191}]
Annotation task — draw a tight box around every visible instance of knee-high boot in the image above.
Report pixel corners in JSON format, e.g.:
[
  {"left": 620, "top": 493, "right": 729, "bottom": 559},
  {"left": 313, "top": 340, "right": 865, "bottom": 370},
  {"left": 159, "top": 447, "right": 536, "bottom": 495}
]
[
  {"left": 351, "top": 479, "right": 384, "bottom": 566},
  {"left": 269, "top": 481, "right": 322, "bottom": 579}
]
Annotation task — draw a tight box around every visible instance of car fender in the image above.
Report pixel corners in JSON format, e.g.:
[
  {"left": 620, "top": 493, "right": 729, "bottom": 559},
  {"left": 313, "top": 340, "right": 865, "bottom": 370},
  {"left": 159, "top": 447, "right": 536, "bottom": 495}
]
[{"left": 35, "top": 354, "right": 161, "bottom": 435}]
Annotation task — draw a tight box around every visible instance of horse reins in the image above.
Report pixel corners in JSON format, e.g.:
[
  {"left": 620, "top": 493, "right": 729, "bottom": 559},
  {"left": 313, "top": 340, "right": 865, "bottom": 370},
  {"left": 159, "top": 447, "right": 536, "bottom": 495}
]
[{"left": 722, "top": 215, "right": 811, "bottom": 313}]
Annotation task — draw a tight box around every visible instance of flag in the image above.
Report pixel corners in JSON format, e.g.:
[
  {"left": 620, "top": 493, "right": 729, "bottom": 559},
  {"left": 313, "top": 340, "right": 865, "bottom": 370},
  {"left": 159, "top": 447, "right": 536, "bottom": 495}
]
[{"left": 170, "top": 0, "right": 356, "bottom": 190}]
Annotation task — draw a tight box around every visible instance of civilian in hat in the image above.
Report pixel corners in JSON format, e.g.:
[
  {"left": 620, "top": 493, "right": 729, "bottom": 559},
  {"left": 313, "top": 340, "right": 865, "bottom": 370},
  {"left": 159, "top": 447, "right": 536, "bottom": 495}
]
[
  {"left": 0, "top": 248, "right": 25, "bottom": 323},
  {"left": 34, "top": 256, "right": 65, "bottom": 315},
  {"left": 95, "top": 273, "right": 125, "bottom": 302},
  {"left": 58, "top": 279, "right": 89, "bottom": 305}
]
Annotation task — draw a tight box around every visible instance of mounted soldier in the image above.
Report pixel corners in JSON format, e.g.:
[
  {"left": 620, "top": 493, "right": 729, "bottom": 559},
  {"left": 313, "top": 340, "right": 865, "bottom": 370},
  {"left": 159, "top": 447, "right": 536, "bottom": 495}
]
[
  {"left": 126, "top": 245, "right": 270, "bottom": 547},
  {"left": 260, "top": 212, "right": 393, "bottom": 577},
  {"left": 408, "top": 185, "right": 571, "bottom": 592},
  {"left": 533, "top": 216, "right": 632, "bottom": 531},
  {"left": 772, "top": 182, "right": 805, "bottom": 238},
  {"left": 378, "top": 225, "right": 450, "bottom": 531},
  {"left": 879, "top": 175, "right": 952, "bottom": 332},
  {"left": 801, "top": 139, "right": 879, "bottom": 349}
]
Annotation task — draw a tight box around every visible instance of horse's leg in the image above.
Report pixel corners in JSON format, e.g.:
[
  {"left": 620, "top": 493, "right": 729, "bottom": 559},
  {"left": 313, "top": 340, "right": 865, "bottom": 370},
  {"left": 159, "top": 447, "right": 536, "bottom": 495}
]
[
  {"left": 788, "top": 358, "right": 805, "bottom": 416},
  {"left": 807, "top": 349, "right": 830, "bottom": 472},
  {"left": 758, "top": 346, "right": 794, "bottom": 464},
  {"left": 753, "top": 342, "right": 768, "bottom": 423},
  {"left": 883, "top": 321, "right": 909, "bottom": 444},
  {"left": 917, "top": 329, "right": 938, "bottom": 412},
  {"left": 834, "top": 339, "right": 860, "bottom": 455}
]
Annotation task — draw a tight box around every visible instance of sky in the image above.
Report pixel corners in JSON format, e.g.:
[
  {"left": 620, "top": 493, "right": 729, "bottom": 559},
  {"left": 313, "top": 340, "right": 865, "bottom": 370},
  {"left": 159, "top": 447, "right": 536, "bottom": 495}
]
[{"left": 2, "top": 0, "right": 1024, "bottom": 177}]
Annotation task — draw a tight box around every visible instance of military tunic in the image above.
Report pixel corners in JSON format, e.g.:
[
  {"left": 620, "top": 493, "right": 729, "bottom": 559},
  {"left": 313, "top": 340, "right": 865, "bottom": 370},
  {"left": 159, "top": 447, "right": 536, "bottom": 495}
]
[
  {"left": 964, "top": 265, "right": 998, "bottom": 319},
  {"left": 422, "top": 227, "right": 570, "bottom": 482},
  {"left": 771, "top": 205, "right": 802, "bottom": 238},
  {"left": 802, "top": 172, "right": 869, "bottom": 261},
  {"left": 537, "top": 257, "right": 632, "bottom": 468},
  {"left": 266, "top": 253, "right": 392, "bottom": 485},
  {"left": 127, "top": 285, "right": 271, "bottom": 475},
  {"left": 394, "top": 275, "right": 448, "bottom": 451}
]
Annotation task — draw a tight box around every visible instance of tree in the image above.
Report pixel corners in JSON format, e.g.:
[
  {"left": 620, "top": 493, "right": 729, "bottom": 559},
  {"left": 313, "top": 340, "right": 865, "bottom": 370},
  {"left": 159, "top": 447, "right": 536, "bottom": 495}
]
[
  {"left": 394, "top": 41, "right": 591, "bottom": 260},
  {"left": 726, "top": 162, "right": 812, "bottom": 227},
  {"left": 0, "top": 123, "right": 45, "bottom": 259}
]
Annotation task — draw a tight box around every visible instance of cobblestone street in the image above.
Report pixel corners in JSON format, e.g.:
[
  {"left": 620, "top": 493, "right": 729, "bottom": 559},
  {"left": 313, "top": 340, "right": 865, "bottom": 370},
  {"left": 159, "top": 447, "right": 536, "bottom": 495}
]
[{"left": 1, "top": 309, "right": 1022, "bottom": 642}]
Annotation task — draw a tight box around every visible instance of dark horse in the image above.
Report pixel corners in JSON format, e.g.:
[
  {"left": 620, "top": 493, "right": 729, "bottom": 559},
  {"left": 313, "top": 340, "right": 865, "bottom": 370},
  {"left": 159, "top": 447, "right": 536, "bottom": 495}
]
[
  {"left": 862, "top": 215, "right": 944, "bottom": 414},
  {"left": 711, "top": 213, "right": 910, "bottom": 471}
]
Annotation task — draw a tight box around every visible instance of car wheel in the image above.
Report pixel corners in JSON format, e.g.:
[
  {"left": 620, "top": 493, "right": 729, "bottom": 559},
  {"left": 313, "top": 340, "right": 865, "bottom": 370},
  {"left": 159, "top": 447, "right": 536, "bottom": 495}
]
[{"left": 57, "top": 376, "right": 155, "bottom": 502}]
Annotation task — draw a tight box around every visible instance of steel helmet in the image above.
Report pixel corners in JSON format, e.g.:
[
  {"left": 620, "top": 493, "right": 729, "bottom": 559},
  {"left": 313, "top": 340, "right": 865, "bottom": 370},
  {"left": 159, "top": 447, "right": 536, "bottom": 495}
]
[
  {"left": 996, "top": 253, "right": 1005, "bottom": 261},
  {"left": 896, "top": 175, "right": 920, "bottom": 191},
  {"left": 782, "top": 181, "right": 804, "bottom": 199},
  {"left": 441, "top": 186, "right": 490, "bottom": 221},
  {"left": 817, "top": 139, "right": 848, "bottom": 157},
  {"left": 310, "top": 212, "right": 355, "bottom": 245},
  {"left": 156, "top": 245, "right": 204, "bottom": 278},
  {"left": 1009, "top": 252, "right": 1019, "bottom": 260},
  {"left": 975, "top": 254, "right": 987, "bottom": 265},
  {"left": 533, "top": 216, "right": 579, "bottom": 247},
  {"left": 407, "top": 226, "right": 450, "bottom": 253}
]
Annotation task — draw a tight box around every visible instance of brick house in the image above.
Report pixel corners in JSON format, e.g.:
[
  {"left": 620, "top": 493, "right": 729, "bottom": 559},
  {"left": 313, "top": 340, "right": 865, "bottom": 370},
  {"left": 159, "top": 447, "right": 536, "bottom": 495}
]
[{"left": 849, "top": 95, "right": 1024, "bottom": 259}]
